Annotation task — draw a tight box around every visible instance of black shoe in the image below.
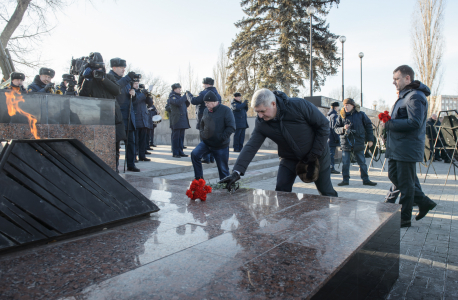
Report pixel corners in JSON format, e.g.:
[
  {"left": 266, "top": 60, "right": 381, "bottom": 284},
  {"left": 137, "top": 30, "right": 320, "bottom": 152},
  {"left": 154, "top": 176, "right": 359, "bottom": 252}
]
[
  {"left": 173, "top": 155, "right": 182, "bottom": 158},
  {"left": 183, "top": 146, "right": 187, "bottom": 149},
  {"left": 201, "top": 160, "right": 210, "bottom": 164},
  {"left": 145, "top": 151, "right": 152, "bottom": 155},
  {"left": 139, "top": 158, "right": 151, "bottom": 161},
  {"left": 435, "top": 158, "right": 443, "bottom": 162},
  {"left": 146, "top": 147, "right": 153, "bottom": 150},
  {"left": 151, "top": 144, "right": 157, "bottom": 147},
  {"left": 338, "top": 181, "right": 349, "bottom": 186},
  {"left": 127, "top": 167, "right": 141, "bottom": 172},
  {"left": 331, "top": 169, "right": 340, "bottom": 174},
  {"left": 180, "top": 154, "right": 189, "bottom": 157},
  {"left": 234, "top": 150, "right": 240, "bottom": 152},
  {"left": 416, "top": 201, "right": 437, "bottom": 221},
  {"left": 444, "top": 160, "right": 451, "bottom": 164},
  {"left": 195, "top": 177, "right": 204, "bottom": 180},
  {"left": 210, "top": 160, "right": 215, "bottom": 163},
  {"left": 401, "top": 219, "right": 411, "bottom": 228},
  {"left": 134, "top": 159, "right": 139, "bottom": 163},
  {"left": 363, "top": 181, "right": 377, "bottom": 186}
]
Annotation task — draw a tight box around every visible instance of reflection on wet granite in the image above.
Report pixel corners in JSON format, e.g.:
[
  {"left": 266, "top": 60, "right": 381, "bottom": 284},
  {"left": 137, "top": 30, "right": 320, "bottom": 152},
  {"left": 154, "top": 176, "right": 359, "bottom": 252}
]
[{"left": 0, "top": 176, "right": 400, "bottom": 299}]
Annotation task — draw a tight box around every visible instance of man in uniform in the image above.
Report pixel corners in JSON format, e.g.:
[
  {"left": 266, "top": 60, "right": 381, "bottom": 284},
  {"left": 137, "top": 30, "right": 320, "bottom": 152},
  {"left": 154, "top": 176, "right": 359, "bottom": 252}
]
[
  {"left": 190, "top": 77, "right": 221, "bottom": 163},
  {"left": 108, "top": 57, "right": 141, "bottom": 172},
  {"left": 168, "top": 83, "right": 191, "bottom": 158},
  {"left": 4, "top": 72, "right": 27, "bottom": 92},
  {"left": 133, "top": 83, "right": 152, "bottom": 162},
  {"left": 147, "top": 100, "right": 158, "bottom": 148},
  {"left": 231, "top": 92, "right": 249, "bottom": 152},
  {"left": 28, "top": 67, "right": 56, "bottom": 93},
  {"left": 219, "top": 88, "right": 337, "bottom": 196}
]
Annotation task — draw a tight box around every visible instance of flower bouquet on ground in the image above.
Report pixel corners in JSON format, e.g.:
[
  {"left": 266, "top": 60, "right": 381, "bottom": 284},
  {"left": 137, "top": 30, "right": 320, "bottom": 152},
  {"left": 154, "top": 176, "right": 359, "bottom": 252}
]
[{"left": 186, "top": 179, "right": 212, "bottom": 201}]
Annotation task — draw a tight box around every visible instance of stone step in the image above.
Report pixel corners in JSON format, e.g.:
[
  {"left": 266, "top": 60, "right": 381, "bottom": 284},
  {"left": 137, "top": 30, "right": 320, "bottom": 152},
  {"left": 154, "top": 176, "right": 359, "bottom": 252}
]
[{"left": 160, "top": 158, "right": 280, "bottom": 182}]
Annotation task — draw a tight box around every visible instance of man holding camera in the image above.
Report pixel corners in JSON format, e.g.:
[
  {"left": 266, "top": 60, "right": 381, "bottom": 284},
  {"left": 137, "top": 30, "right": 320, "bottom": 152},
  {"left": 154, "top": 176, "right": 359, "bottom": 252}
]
[
  {"left": 334, "top": 98, "right": 377, "bottom": 186},
  {"left": 28, "top": 67, "right": 56, "bottom": 93},
  {"left": 4, "top": 72, "right": 27, "bottom": 92},
  {"left": 57, "top": 74, "right": 78, "bottom": 96},
  {"left": 231, "top": 92, "right": 249, "bottom": 152},
  {"left": 133, "top": 83, "right": 153, "bottom": 162},
  {"left": 168, "top": 83, "right": 191, "bottom": 158},
  {"left": 108, "top": 57, "right": 141, "bottom": 172},
  {"left": 190, "top": 77, "right": 221, "bottom": 164}
]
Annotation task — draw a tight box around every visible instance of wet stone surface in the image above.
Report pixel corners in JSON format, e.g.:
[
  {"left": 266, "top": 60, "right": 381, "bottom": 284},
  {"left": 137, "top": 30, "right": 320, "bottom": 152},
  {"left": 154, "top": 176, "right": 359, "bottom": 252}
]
[{"left": 0, "top": 178, "right": 400, "bottom": 299}]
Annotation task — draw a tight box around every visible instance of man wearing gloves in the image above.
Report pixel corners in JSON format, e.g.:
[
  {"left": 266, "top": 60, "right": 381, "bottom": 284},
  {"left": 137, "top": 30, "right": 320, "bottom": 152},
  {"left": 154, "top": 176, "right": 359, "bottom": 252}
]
[
  {"left": 219, "top": 88, "right": 337, "bottom": 196},
  {"left": 168, "top": 83, "right": 191, "bottom": 158},
  {"left": 191, "top": 91, "right": 235, "bottom": 180},
  {"left": 28, "top": 67, "right": 56, "bottom": 93},
  {"left": 231, "top": 92, "right": 249, "bottom": 152}
]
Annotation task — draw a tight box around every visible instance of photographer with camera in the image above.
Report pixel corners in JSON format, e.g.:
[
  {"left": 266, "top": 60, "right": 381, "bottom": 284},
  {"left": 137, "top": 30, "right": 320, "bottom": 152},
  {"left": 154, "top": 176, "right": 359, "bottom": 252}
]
[
  {"left": 231, "top": 92, "right": 249, "bottom": 152},
  {"left": 334, "top": 98, "right": 376, "bottom": 186},
  {"left": 133, "top": 83, "right": 153, "bottom": 162},
  {"left": 167, "top": 83, "right": 191, "bottom": 158},
  {"left": 57, "top": 74, "right": 78, "bottom": 96},
  {"left": 4, "top": 72, "right": 27, "bottom": 92},
  {"left": 28, "top": 67, "right": 56, "bottom": 93},
  {"left": 108, "top": 57, "right": 141, "bottom": 172}
]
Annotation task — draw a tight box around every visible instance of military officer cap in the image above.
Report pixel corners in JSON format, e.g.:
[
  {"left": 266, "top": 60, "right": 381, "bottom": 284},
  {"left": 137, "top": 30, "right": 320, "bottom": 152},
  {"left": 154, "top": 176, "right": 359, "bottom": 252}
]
[
  {"left": 39, "top": 67, "right": 55, "bottom": 78},
  {"left": 10, "top": 72, "right": 25, "bottom": 81},
  {"left": 204, "top": 91, "right": 218, "bottom": 102},
  {"left": 171, "top": 83, "right": 181, "bottom": 90},
  {"left": 331, "top": 102, "right": 340, "bottom": 107},
  {"left": 234, "top": 92, "right": 242, "bottom": 97},
  {"left": 202, "top": 77, "right": 214, "bottom": 85},
  {"left": 110, "top": 57, "right": 127, "bottom": 68}
]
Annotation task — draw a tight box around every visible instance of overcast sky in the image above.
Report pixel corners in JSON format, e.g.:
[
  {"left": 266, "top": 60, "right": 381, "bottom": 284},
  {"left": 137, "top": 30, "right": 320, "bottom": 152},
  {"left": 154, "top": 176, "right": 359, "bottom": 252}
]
[{"left": 21, "top": 0, "right": 458, "bottom": 108}]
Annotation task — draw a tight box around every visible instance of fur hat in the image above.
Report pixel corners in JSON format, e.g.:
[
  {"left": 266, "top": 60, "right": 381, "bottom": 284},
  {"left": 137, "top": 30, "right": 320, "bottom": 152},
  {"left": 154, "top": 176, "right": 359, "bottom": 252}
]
[
  {"left": 202, "top": 77, "right": 214, "bottom": 85},
  {"left": 171, "top": 83, "right": 181, "bottom": 90},
  {"left": 10, "top": 72, "right": 25, "bottom": 81},
  {"left": 234, "top": 92, "right": 242, "bottom": 97},
  {"left": 39, "top": 67, "right": 55, "bottom": 78},
  {"left": 204, "top": 91, "right": 218, "bottom": 102},
  {"left": 331, "top": 101, "right": 339, "bottom": 107},
  {"left": 343, "top": 98, "right": 356, "bottom": 106},
  {"left": 110, "top": 58, "right": 126, "bottom": 68}
]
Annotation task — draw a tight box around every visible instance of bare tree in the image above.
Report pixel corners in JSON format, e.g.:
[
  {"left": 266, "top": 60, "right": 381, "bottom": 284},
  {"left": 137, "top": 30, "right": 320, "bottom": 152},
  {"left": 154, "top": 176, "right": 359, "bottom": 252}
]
[
  {"left": 0, "top": 0, "right": 70, "bottom": 78},
  {"left": 377, "top": 98, "right": 391, "bottom": 112},
  {"left": 328, "top": 87, "right": 342, "bottom": 101},
  {"left": 412, "top": 0, "right": 445, "bottom": 115},
  {"left": 345, "top": 86, "right": 360, "bottom": 102},
  {"left": 212, "top": 44, "right": 231, "bottom": 104},
  {"left": 177, "top": 63, "right": 200, "bottom": 119}
]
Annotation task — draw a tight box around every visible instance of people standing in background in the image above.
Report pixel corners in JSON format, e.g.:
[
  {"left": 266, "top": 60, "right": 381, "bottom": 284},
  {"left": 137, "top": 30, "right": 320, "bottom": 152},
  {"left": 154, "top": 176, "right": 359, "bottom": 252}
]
[
  {"left": 231, "top": 92, "right": 249, "bottom": 152},
  {"left": 327, "top": 102, "right": 340, "bottom": 174}
]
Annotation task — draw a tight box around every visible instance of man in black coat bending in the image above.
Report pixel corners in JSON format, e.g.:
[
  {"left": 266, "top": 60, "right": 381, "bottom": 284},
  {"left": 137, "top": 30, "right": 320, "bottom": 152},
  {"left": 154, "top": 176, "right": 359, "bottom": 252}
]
[{"left": 219, "top": 88, "right": 337, "bottom": 196}]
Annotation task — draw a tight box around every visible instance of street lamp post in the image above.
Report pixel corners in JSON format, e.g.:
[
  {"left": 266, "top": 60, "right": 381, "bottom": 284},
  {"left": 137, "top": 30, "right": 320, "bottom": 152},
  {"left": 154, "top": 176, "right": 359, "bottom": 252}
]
[
  {"left": 307, "top": 6, "right": 316, "bottom": 97},
  {"left": 359, "top": 52, "right": 364, "bottom": 107},
  {"left": 339, "top": 36, "right": 346, "bottom": 101}
]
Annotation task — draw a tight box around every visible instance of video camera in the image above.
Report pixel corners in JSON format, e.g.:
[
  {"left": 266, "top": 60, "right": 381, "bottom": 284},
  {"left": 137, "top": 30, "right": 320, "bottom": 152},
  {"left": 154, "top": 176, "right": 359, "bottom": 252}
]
[
  {"left": 69, "top": 52, "right": 105, "bottom": 76},
  {"left": 62, "top": 74, "right": 77, "bottom": 86}
]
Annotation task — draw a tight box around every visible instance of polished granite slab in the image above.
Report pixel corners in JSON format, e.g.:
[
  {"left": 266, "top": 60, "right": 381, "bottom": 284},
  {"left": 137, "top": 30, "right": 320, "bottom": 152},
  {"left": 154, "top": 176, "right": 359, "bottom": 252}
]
[
  {"left": 0, "top": 91, "right": 116, "bottom": 169},
  {"left": 0, "top": 177, "right": 400, "bottom": 299}
]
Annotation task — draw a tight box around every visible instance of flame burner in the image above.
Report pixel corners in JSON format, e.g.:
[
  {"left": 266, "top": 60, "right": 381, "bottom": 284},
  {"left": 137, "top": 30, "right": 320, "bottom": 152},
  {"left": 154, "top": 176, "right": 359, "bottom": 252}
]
[
  {"left": 0, "top": 139, "right": 159, "bottom": 253},
  {"left": 5, "top": 89, "right": 40, "bottom": 139}
]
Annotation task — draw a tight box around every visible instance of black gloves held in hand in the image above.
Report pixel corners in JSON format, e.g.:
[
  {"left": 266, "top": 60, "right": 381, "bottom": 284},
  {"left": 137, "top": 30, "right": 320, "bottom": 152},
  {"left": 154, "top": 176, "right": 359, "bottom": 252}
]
[
  {"left": 44, "top": 83, "right": 54, "bottom": 92},
  {"left": 296, "top": 153, "right": 320, "bottom": 183},
  {"left": 218, "top": 171, "right": 241, "bottom": 192}
]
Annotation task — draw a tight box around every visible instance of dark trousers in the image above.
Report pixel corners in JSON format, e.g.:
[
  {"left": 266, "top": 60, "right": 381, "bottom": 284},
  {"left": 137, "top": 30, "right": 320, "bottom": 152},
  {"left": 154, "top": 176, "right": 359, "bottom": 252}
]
[
  {"left": 342, "top": 150, "right": 369, "bottom": 183},
  {"left": 200, "top": 136, "right": 214, "bottom": 162},
  {"left": 233, "top": 128, "right": 246, "bottom": 151},
  {"left": 386, "top": 160, "right": 432, "bottom": 221},
  {"left": 172, "top": 129, "right": 185, "bottom": 156},
  {"left": 149, "top": 128, "right": 155, "bottom": 145},
  {"left": 136, "top": 127, "right": 148, "bottom": 159},
  {"left": 329, "top": 146, "right": 336, "bottom": 170},
  {"left": 125, "top": 130, "right": 136, "bottom": 168},
  {"left": 191, "top": 142, "right": 230, "bottom": 180},
  {"left": 276, "top": 146, "right": 338, "bottom": 196}
]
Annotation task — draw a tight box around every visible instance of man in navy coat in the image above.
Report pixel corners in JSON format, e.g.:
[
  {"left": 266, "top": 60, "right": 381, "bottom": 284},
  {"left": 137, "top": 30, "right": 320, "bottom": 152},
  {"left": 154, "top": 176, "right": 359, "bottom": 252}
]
[
  {"left": 168, "top": 83, "right": 191, "bottom": 158},
  {"left": 327, "top": 102, "right": 341, "bottom": 174},
  {"left": 133, "top": 83, "right": 152, "bottom": 162},
  {"left": 231, "top": 92, "right": 249, "bottom": 152}
]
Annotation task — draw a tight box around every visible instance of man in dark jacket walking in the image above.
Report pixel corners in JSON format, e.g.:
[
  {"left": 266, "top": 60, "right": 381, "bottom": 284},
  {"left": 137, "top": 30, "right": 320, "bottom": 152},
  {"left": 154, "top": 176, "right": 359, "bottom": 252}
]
[
  {"left": 335, "top": 98, "right": 377, "bottom": 186},
  {"left": 219, "top": 88, "right": 337, "bottom": 196},
  {"left": 327, "top": 102, "right": 340, "bottom": 174},
  {"left": 231, "top": 92, "right": 249, "bottom": 152},
  {"left": 190, "top": 77, "right": 221, "bottom": 163},
  {"left": 383, "top": 65, "right": 437, "bottom": 227},
  {"left": 191, "top": 91, "right": 235, "bottom": 180},
  {"left": 168, "top": 83, "right": 191, "bottom": 158}
]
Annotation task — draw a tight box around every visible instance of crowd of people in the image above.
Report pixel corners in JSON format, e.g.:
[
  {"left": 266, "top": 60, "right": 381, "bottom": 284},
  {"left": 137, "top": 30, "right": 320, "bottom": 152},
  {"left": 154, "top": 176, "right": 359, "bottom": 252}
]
[{"left": 3, "top": 60, "right": 440, "bottom": 227}]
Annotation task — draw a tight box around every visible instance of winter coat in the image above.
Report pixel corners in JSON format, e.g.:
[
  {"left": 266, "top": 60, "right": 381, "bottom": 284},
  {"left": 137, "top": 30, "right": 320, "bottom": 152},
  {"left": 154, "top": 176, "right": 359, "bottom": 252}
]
[
  {"left": 4, "top": 84, "right": 27, "bottom": 93},
  {"left": 27, "top": 75, "right": 52, "bottom": 93},
  {"left": 168, "top": 91, "right": 191, "bottom": 130},
  {"left": 78, "top": 72, "right": 125, "bottom": 142},
  {"left": 56, "top": 82, "right": 67, "bottom": 94},
  {"left": 334, "top": 105, "right": 374, "bottom": 152},
  {"left": 147, "top": 104, "right": 158, "bottom": 130},
  {"left": 385, "top": 81, "right": 429, "bottom": 162},
  {"left": 133, "top": 90, "right": 152, "bottom": 129},
  {"left": 327, "top": 109, "right": 340, "bottom": 147},
  {"left": 200, "top": 103, "right": 235, "bottom": 150},
  {"left": 109, "top": 70, "right": 137, "bottom": 131},
  {"left": 231, "top": 99, "right": 249, "bottom": 129},
  {"left": 190, "top": 86, "right": 221, "bottom": 129},
  {"left": 233, "top": 91, "right": 329, "bottom": 175}
]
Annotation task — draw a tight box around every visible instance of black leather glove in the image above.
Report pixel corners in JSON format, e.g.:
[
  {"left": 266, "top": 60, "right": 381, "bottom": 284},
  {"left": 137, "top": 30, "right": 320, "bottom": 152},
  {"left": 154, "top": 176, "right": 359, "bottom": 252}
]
[
  {"left": 127, "top": 71, "right": 136, "bottom": 80},
  {"left": 44, "top": 83, "right": 54, "bottom": 92},
  {"left": 218, "top": 171, "right": 241, "bottom": 192}
]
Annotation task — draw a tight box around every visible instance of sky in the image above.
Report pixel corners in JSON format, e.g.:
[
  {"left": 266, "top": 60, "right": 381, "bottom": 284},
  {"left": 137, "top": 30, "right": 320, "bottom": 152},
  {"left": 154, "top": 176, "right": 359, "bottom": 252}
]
[{"left": 10, "top": 0, "right": 458, "bottom": 108}]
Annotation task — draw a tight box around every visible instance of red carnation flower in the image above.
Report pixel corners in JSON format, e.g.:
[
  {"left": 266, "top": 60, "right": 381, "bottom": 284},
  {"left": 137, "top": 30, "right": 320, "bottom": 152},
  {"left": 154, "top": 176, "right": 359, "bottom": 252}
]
[{"left": 186, "top": 179, "right": 212, "bottom": 201}]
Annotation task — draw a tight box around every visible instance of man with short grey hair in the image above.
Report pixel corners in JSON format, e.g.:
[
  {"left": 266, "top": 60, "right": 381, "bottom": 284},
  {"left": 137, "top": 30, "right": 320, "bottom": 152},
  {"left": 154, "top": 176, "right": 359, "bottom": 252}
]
[{"left": 219, "top": 88, "right": 337, "bottom": 196}]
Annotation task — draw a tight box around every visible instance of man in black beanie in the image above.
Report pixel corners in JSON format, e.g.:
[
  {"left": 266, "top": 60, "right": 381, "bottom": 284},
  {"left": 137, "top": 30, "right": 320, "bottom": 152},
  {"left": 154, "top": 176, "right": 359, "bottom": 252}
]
[
  {"left": 28, "top": 67, "right": 56, "bottom": 93},
  {"left": 327, "top": 101, "right": 341, "bottom": 174},
  {"left": 4, "top": 72, "right": 27, "bottom": 92},
  {"left": 191, "top": 91, "right": 235, "bottom": 180},
  {"left": 231, "top": 92, "right": 249, "bottom": 152}
]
